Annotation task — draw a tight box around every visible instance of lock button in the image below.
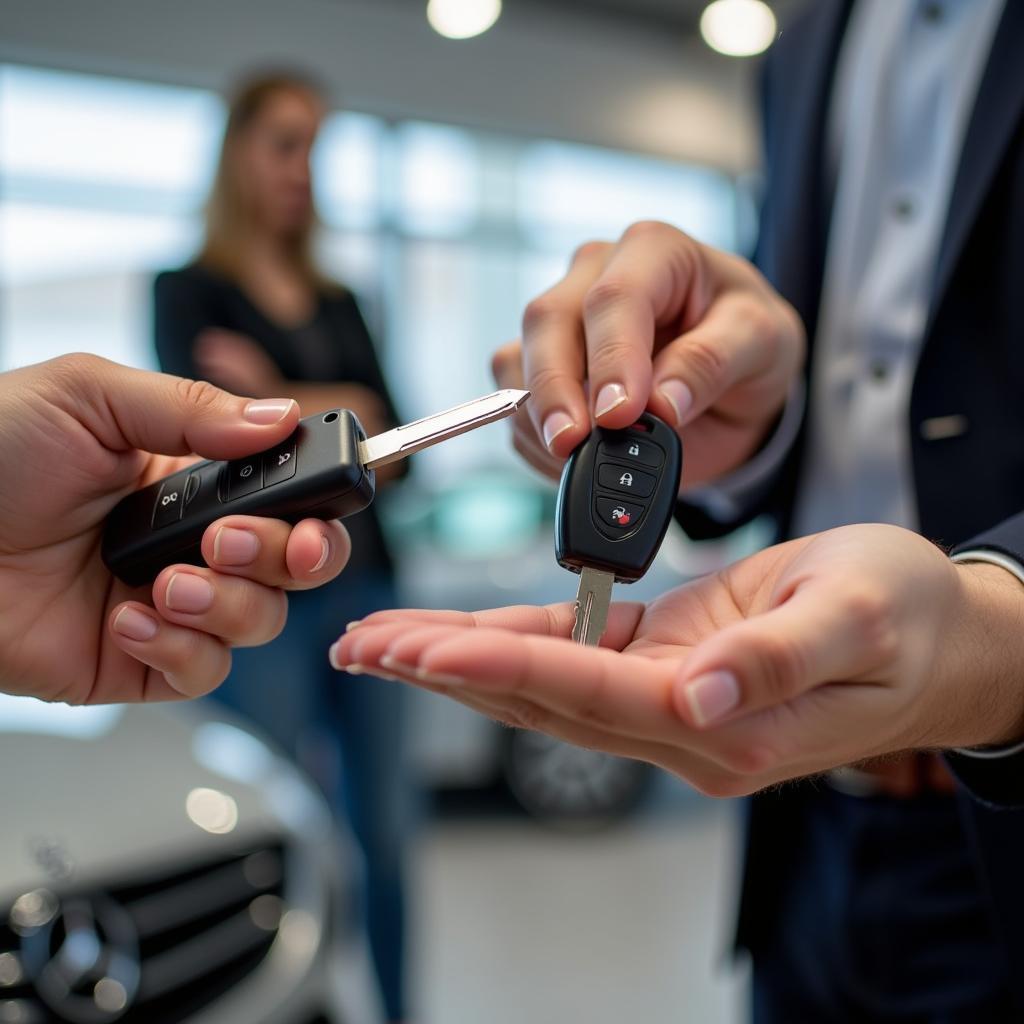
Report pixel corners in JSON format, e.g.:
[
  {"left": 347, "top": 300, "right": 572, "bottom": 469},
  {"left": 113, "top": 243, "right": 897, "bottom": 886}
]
[
  {"left": 153, "top": 471, "right": 189, "bottom": 529},
  {"left": 597, "top": 462, "right": 657, "bottom": 498}
]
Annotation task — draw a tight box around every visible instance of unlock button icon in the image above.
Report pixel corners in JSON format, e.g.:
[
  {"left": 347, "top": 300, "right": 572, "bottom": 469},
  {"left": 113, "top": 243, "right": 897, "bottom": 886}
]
[{"left": 264, "top": 444, "right": 298, "bottom": 486}]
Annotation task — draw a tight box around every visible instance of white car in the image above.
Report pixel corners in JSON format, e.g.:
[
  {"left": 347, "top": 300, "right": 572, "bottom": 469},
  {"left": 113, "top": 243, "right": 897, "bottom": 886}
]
[{"left": 0, "top": 698, "right": 383, "bottom": 1024}]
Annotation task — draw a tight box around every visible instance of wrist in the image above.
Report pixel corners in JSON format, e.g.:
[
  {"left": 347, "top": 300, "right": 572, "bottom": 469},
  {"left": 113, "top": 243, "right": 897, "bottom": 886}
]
[{"left": 944, "top": 560, "right": 1024, "bottom": 748}]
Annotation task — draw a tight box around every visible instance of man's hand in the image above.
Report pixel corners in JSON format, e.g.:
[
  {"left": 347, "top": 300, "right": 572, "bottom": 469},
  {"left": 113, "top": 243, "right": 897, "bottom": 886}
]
[
  {"left": 330, "top": 524, "right": 1024, "bottom": 796},
  {"left": 0, "top": 354, "right": 350, "bottom": 705},
  {"left": 492, "top": 221, "right": 805, "bottom": 487}
]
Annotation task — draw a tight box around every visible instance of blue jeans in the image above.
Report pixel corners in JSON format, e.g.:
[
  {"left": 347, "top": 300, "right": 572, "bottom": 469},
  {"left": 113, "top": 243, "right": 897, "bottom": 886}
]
[
  {"left": 751, "top": 786, "right": 1012, "bottom": 1023},
  {"left": 206, "top": 571, "right": 415, "bottom": 1020}
]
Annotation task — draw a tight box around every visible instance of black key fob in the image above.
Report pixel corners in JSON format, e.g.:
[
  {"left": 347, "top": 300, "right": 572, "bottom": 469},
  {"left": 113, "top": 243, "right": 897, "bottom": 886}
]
[
  {"left": 555, "top": 413, "right": 683, "bottom": 583},
  {"left": 102, "top": 409, "right": 374, "bottom": 587}
]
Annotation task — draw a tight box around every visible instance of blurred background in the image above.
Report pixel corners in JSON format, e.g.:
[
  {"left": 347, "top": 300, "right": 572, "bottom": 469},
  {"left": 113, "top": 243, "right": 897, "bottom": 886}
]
[{"left": 0, "top": 2, "right": 792, "bottom": 1022}]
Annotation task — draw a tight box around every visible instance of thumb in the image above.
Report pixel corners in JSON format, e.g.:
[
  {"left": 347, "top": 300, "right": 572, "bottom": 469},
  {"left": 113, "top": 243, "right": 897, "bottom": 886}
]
[
  {"left": 671, "top": 580, "right": 888, "bottom": 729},
  {"left": 62, "top": 355, "right": 300, "bottom": 460}
]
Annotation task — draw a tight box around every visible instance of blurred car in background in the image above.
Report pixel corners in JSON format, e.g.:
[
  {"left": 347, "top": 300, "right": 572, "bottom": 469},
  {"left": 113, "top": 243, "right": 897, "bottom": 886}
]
[{"left": 0, "top": 698, "right": 382, "bottom": 1024}]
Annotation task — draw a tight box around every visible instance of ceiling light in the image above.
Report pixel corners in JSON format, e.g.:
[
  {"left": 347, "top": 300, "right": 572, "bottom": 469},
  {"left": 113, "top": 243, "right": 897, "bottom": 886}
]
[
  {"left": 700, "top": 0, "right": 777, "bottom": 57},
  {"left": 427, "top": 0, "right": 502, "bottom": 40}
]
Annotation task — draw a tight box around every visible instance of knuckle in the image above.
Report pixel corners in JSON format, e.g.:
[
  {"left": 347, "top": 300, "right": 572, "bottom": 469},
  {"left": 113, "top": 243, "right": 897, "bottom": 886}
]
[
  {"left": 841, "top": 584, "right": 898, "bottom": 657},
  {"left": 175, "top": 376, "right": 225, "bottom": 415},
  {"left": 621, "top": 219, "right": 672, "bottom": 243},
  {"left": 752, "top": 632, "right": 808, "bottom": 703},
  {"left": 525, "top": 364, "right": 574, "bottom": 398},
  {"left": 582, "top": 276, "right": 632, "bottom": 320},
  {"left": 680, "top": 337, "right": 729, "bottom": 392},
  {"left": 570, "top": 239, "right": 610, "bottom": 266},
  {"left": 522, "top": 294, "right": 562, "bottom": 335}
]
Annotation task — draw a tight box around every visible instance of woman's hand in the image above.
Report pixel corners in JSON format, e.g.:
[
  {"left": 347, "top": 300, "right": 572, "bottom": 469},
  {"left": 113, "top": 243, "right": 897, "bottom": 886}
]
[
  {"left": 330, "top": 524, "right": 1024, "bottom": 796},
  {"left": 492, "top": 222, "right": 805, "bottom": 487},
  {"left": 0, "top": 355, "right": 350, "bottom": 705},
  {"left": 194, "top": 328, "right": 286, "bottom": 396}
]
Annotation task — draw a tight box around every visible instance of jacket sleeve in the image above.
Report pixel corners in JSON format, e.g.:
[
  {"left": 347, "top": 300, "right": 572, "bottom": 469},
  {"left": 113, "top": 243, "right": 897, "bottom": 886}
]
[{"left": 944, "top": 511, "right": 1024, "bottom": 807}]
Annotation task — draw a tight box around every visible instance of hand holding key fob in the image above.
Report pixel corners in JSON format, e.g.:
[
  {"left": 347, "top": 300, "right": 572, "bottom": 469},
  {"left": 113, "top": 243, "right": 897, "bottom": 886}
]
[
  {"left": 555, "top": 414, "right": 683, "bottom": 645},
  {"left": 104, "top": 390, "right": 530, "bottom": 587}
]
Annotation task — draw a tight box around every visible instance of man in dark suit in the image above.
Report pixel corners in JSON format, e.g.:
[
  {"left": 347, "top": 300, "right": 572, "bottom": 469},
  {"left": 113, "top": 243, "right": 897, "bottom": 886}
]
[{"left": 331, "top": 1, "right": 1024, "bottom": 1020}]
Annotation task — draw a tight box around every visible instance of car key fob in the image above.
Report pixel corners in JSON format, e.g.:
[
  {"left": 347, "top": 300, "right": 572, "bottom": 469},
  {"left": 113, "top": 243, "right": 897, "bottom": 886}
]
[
  {"left": 555, "top": 413, "right": 683, "bottom": 644},
  {"left": 103, "top": 389, "right": 531, "bottom": 588},
  {"left": 103, "top": 409, "right": 374, "bottom": 587}
]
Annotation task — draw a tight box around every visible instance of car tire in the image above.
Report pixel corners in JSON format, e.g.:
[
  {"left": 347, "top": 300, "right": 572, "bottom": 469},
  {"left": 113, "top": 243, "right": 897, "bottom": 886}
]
[{"left": 500, "top": 728, "right": 652, "bottom": 828}]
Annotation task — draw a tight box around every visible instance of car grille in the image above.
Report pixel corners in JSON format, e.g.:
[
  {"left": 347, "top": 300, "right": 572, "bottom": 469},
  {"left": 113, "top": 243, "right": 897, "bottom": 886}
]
[{"left": 0, "top": 838, "right": 287, "bottom": 1023}]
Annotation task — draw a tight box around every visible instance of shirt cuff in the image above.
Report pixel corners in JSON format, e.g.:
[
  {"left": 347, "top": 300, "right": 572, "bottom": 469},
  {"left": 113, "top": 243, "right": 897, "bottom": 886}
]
[
  {"left": 681, "top": 378, "right": 805, "bottom": 523},
  {"left": 949, "top": 548, "right": 1024, "bottom": 759}
]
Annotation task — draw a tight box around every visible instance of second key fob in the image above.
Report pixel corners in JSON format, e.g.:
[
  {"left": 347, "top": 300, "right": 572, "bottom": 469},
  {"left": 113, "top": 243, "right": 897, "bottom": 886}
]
[{"left": 555, "top": 413, "right": 683, "bottom": 583}]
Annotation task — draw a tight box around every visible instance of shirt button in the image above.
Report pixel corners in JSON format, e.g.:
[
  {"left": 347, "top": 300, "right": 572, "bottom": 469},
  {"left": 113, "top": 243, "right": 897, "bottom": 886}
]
[
  {"left": 892, "top": 196, "right": 916, "bottom": 220},
  {"left": 869, "top": 361, "right": 891, "bottom": 383},
  {"left": 922, "top": 2, "right": 944, "bottom": 24}
]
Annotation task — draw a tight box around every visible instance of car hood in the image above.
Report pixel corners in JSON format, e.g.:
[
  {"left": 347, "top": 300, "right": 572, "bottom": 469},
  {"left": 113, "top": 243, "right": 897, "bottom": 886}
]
[{"left": 0, "top": 697, "right": 332, "bottom": 898}]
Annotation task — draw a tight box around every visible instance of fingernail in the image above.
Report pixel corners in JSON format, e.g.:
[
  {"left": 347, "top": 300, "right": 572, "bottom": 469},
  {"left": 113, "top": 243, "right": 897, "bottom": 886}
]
[
  {"left": 165, "top": 573, "right": 215, "bottom": 614},
  {"left": 658, "top": 379, "right": 693, "bottom": 427},
  {"left": 329, "top": 640, "right": 345, "bottom": 670},
  {"left": 309, "top": 535, "right": 330, "bottom": 574},
  {"left": 380, "top": 653, "right": 419, "bottom": 676},
  {"left": 344, "top": 662, "right": 366, "bottom": 675},
  {"left": 213, "top": 527, "right": 260, "bottom": 566},
  {"left": 416, "top": 666, "right": 465, "bottom": 687},
  {"left": 244, "top": 398, "right": 295, "bottom": 425},
  {"left": 682, "top": 670, "right": 740, "bottom": 727},
  {"left": 113, "top": 606, "right": 159, "bottom": 642},
  {"left": 542, "top": 411, "right": 576, "bottom": 451},
  {"left": 594, "top": 382, "right": 628, "bottom": 419},
  {"left": 346, "top": 620, "right": 364, "bottom": 632}
]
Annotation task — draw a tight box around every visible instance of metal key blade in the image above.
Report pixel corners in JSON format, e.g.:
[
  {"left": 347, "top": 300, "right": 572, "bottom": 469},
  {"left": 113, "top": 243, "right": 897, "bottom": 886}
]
[
  {"left": 358, "top": 388, "right": 530, "bottom": 469},
  {"left": 571, "top": 566, "right": 614, "bottom": 646}
]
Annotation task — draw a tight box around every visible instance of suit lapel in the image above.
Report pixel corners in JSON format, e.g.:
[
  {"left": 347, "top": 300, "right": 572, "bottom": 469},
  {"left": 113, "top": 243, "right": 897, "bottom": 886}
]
[{"left": 929, "top": 1, "right": 1024, "bottom": 326}]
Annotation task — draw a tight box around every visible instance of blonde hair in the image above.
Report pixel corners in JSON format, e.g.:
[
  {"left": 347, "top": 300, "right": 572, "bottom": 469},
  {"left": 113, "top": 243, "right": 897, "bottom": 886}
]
[{"left": 199, "top": 72, "right": 333, "bottom": 290}]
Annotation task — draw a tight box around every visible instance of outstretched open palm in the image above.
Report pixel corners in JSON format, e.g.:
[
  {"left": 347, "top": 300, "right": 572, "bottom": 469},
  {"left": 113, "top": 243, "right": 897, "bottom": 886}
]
[{"left": 333, "top": 524, "right": 1021, "bottom": 795}]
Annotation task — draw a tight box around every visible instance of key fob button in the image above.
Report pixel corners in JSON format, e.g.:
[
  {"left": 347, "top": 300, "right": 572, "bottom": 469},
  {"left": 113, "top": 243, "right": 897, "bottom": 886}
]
[
  {"left": 183, "top": 470, "right": 202, "bottom": 508},
  {"left": 594, "top": 496, "right": 645, "bottom": 534},
  {"left": 226, "top": 457, "right": 264, "bottom": 500},
  {"left": 597, "top": 463, "right": 657, "bottom": 498},
  {"left": 264, "top": 443, "right": 298, "bottom": 487},
  {"left": 153, "top": 472, "right": 188, "bottom": 529},
  {"left": 599, "top": 438, "right": 663, "bottom": 469}
]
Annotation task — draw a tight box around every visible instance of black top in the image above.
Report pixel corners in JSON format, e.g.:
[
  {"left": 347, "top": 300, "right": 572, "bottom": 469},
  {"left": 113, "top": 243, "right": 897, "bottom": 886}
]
[{"left": 153, "top": 263, "right": 399, "bottom": 574}]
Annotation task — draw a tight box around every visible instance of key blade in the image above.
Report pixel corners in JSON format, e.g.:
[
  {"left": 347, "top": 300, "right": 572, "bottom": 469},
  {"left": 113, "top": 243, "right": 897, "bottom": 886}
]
[
  {"left": 357, "top": 388, "right": 530, "bottom": 469},
  {"left": 571, "top": 566, "right": 614, "bottom": 647}
]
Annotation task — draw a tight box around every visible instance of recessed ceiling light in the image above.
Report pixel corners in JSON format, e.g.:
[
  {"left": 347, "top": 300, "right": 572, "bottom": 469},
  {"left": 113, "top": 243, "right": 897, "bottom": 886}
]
[
  {"left": 700, "top": 0, "right": 777, "bottom": 57},
  {"left": 427, "top": 0, "right": 503, "bottom": 40}
]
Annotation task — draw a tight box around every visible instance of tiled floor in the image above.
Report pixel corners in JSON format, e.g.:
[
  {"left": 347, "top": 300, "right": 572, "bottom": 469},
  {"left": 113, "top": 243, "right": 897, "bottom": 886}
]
[{"left": 410, "top": 800, "right": 748, "bottom": 1024}]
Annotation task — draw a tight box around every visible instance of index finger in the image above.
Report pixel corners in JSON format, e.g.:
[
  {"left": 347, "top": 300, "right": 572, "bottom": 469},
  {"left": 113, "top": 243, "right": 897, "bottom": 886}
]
[
  {"left": 582, "top": 221, "right": 709, "bottom": 429},
  {"left": 521, "top": 241, "right": 611, "bottom": 457}
]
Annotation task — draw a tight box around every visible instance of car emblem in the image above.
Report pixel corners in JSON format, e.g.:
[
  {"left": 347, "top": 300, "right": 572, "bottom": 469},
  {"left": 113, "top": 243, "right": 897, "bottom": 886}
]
[{"left": 14, "top": 891, "right": 141, "bottom": 1023}]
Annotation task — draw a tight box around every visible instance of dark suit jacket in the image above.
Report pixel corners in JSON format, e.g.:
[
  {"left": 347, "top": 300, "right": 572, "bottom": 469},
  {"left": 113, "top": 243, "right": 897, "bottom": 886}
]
[{"left": 674, "top": 0, "right": 1024, "bottom": 1000}]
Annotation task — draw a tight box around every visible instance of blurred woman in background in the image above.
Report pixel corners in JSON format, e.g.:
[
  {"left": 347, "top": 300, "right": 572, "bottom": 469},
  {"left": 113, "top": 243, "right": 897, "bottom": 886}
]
[{"left": 153, "top": 72, "right": 414, "bottom": 1022}]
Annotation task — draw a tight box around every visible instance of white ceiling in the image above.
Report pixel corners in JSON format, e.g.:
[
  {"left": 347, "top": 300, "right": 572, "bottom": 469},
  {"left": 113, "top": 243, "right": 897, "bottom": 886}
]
[{"left": 0, "top": 0, "right": 771, "bottom": 170}]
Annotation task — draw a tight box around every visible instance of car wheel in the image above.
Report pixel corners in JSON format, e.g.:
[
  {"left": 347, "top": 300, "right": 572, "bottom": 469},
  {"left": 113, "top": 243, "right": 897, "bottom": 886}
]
[{"left": 500, "top": 728, "right": 652, "bottom": 828}]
